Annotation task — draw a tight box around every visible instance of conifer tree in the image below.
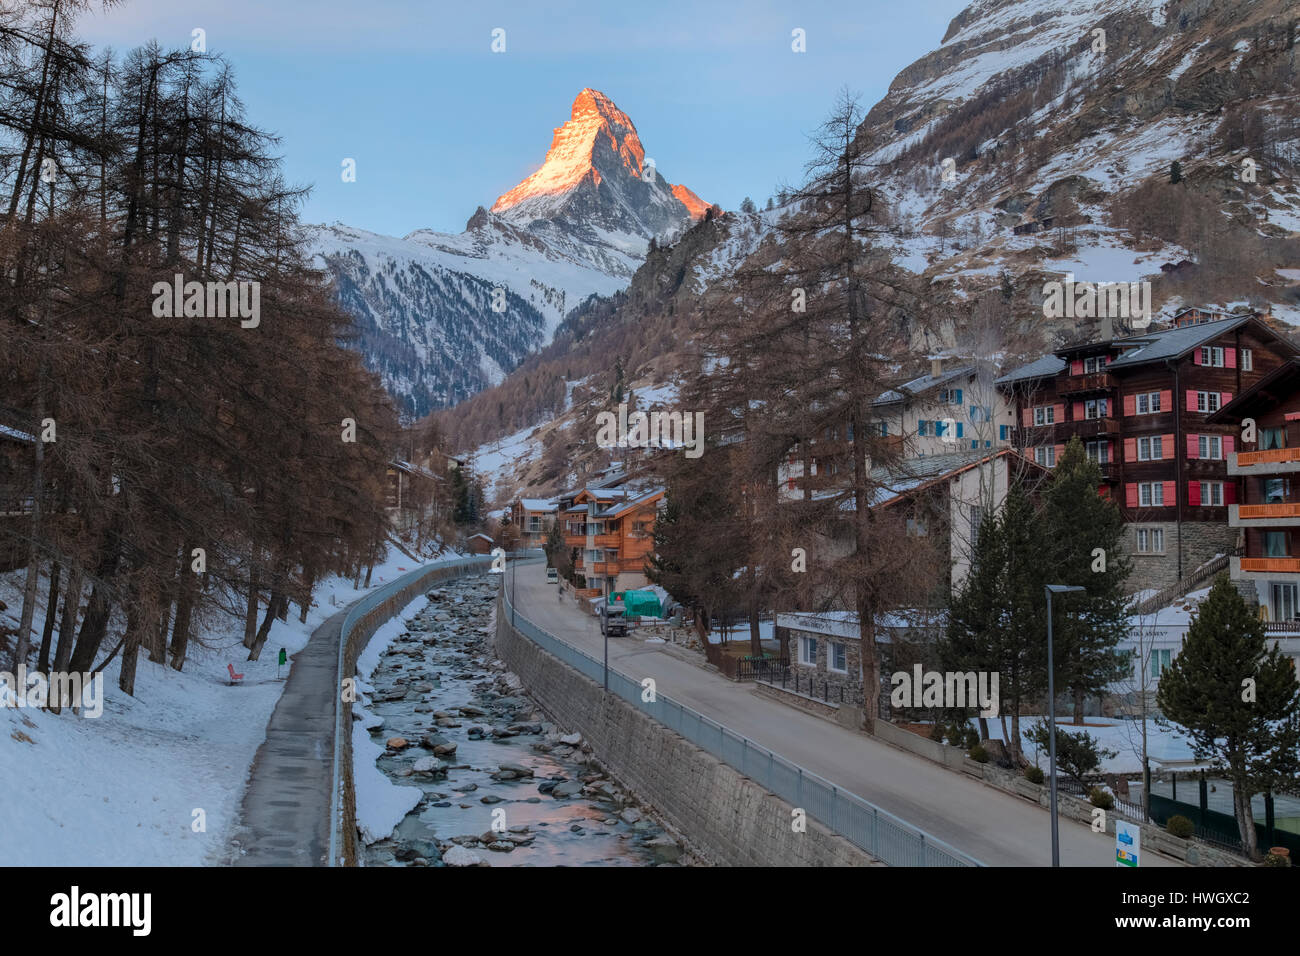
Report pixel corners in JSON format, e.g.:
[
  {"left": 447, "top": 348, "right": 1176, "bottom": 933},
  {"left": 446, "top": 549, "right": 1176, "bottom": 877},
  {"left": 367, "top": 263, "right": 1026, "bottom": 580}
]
[{"left": 1157, "top": 574, "right": 1300, "bottom": 859}]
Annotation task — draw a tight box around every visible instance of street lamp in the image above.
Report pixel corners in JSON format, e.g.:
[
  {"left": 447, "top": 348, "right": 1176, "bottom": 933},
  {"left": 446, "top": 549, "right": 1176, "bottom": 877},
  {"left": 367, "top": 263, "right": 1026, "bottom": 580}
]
[{"left": 1045, "top": 583, "right": 1086, "bottom": 867}]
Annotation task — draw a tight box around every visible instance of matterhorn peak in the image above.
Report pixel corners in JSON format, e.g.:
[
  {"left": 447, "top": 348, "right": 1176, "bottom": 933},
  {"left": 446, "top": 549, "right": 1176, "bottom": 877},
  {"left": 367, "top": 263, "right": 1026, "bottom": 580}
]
[{"left": 489, "top": 88, "right": 709, "bottom": 240}]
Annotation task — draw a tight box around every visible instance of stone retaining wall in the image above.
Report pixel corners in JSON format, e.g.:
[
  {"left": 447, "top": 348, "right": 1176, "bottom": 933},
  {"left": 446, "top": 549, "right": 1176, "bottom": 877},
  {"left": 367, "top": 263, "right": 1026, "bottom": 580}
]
[{"left": 493, "top": 599, "right": 877, "bottom": 867}]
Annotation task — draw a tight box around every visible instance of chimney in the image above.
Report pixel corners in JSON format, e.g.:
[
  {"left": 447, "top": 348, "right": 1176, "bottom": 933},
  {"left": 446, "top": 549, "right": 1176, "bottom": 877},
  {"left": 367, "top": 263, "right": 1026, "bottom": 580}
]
[{"left": 931, "top": 356, "right": 943, "bottom": 379}]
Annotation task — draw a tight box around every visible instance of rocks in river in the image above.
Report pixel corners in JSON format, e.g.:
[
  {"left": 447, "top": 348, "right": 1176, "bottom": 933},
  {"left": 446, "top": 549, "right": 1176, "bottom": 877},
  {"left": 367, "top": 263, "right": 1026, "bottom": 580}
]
[
  {"left": 498, "top": 762, "right": 533, "bottom": 778},
  {"left": 645, "top": 835, "right": 681, "bottom": 863},
  {"left": 459, "top": 704, "right": 487, "bottom": 717},
  {"left": 395, "top": 840, "right": 442, "bottom": 864},
  {"left": 480, "top": 794, "right": 503, "bottom": 805},
  {"left": 486, "top": 841, "right": 515, "bottom": 852},
  {"left": 620, "top": 808, "right": 642, "bottom": 825},
  {"left": 450, "top": 782, "right": 477, "bottom": 793},
  {"left": 537, "top": 780, "right": 558, "bottom": 795},
  {"left": 411, "top": 757, "right": 445, "bottom": 775},
  {"left": 559, "top": 733, "right": 582, "bottom": 746},
  {"left": 435, "top": 717, "right": 462, "bottom": 728},
  {"left": 490, "top": 726, "right": 518, "bottom": 738},
  {"left": 432, "top": 743, "right": 457, "bottom": 756},
  {"left": 551, "top": 780, "right": 584, "bottom": 799},
  {"left": 466, "top": 726, "right": 486, "bottom": 739},
  {"left": 385, "top": 737, "right": 410, "bottom": 751},
  {"left": 443, "top": 845, "right": 489, "bottom": 867},
  {"left": 507, "top": 722, "right": 542, "bottom": 735}
]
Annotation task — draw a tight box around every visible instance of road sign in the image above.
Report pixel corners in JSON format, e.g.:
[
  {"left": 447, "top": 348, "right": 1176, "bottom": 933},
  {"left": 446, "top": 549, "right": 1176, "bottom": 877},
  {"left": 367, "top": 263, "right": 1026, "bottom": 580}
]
[{"left": 1116, "top": 820, "right": 1140, "bottom": 867}]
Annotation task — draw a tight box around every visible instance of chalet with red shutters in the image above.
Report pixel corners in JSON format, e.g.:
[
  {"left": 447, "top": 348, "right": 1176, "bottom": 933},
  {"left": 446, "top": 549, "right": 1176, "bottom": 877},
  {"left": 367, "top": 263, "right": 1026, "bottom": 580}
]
[{"left": 996, "top": 313, "right": 1297, "bottom": 590}]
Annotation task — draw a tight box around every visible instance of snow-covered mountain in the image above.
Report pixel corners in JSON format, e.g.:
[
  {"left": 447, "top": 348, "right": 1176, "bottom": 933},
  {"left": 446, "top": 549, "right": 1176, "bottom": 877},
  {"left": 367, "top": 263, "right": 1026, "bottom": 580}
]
[
  {"left": 444, "top": 0, "right": 1300, "bottom": 499},
  {"left": 312, "top": 88, "right": 710, "bottom": 417}
]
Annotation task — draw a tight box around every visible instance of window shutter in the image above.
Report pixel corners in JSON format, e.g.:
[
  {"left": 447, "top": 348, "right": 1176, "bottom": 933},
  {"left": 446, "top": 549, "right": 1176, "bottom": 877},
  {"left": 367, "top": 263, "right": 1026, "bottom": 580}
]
[
  {"left": 1123, "top": 394, "right": 1136, "bottom": 416},
  {"left": 1221, "top": 392, "right": 1233, "bottom": 407},
  {"left": 1162, "top": 434, "right": 1175, "bottom": 459},
  {"left": 1107, "top": 441, "right": 1115, "bottom": 462},
  {"left": 1022, "top": 407, "right": 1032, "bottom": 427},
  {"left": 1186, "top": 390, "right": 1198, "bottom": 413},
  {"left": 1224, "top": 435, "right": 1235, "bottom": 455},
  {"left": 1225, "top": 481, "right": 1238, "bottom": 505},
  {"left": 1053, "top": 404, "right": 1065, "bottom": 423},
  {"left": 918, "top": 420, "right": 926, "bottom": 436},
  {"left": 1073, "top": 401, "right": 1084, "bottom": 420},
  {"left": 956, "top": 423, "right": 964, "bottom": 438},
  {"left": 1070, "top": 360, "right": 1084, "bottom": 375},
  {"left": 954, "top": 389, "right": 963, "bottom": 405},
  {"left": 1105, "top": 354, "right": 1113, "bottom": 365},
  {"left": 1125, "top": 483, "right": 1138, "bottom": 508},
  {"left": 1160, "top": 389, "right": 1172, "bottom": 410},
  {"left": 1187, "top": 482, "right": 1201, "bottom": 507},
  {"left": 1225, "top": 347, "right": 1237, "bottom": 368},
  {"left": 1193, "top": 348, "right": 1203, "bottom": 365},
  {"left": 999, "top": 424, "right": 1008, "bottom": 440},
  {"left": 1162, "top": 480, "right": 1176, "bottom": 505},
  {"left": 1054, "top": 444, "right": 1065, "bottom": 464},
  {"left": 1186, "top": 434, "right": 1199, "bottom": 459},
  {"left": 1124, "top": 438, "right": 1137, "bottom": 462}
]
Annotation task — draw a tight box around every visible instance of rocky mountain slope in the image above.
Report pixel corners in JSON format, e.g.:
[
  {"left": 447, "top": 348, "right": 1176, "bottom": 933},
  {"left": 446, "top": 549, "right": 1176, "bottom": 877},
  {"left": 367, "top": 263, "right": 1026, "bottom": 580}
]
[{"left": 313, "top": 89, "right": 710, "bottom": 417}]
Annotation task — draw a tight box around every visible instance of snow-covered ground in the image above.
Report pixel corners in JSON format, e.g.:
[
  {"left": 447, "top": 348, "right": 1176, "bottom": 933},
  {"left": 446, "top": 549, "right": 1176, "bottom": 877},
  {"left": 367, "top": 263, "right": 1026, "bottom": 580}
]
[
  {"left": 974, "top": 715, "right": 1197, "bottom": 775},
  {"left": 0, "top": 546, "right": 425, "bottom": 866}
]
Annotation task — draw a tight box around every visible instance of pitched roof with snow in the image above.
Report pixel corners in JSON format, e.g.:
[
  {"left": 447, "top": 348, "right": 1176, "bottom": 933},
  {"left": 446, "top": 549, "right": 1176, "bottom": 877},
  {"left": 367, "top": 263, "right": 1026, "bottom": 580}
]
[
  {"left": 994, "top": 354, "right": 1067, "bottom": 386},
  {"left": 1105, "top": 315, "right": 1255, "bottom": 369},
  {"left": 518, "top": 498, "right": 557, "bottom": 512},
  {"left": 874, "top": 365, "right": 975, "bottom": 406}
]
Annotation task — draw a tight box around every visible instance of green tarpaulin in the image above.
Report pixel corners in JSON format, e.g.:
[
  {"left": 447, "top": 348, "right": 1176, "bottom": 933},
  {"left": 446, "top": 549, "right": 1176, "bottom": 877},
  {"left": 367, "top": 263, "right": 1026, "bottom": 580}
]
[{"left": 616, "top": 590, "right": 662, "bottom": 618}]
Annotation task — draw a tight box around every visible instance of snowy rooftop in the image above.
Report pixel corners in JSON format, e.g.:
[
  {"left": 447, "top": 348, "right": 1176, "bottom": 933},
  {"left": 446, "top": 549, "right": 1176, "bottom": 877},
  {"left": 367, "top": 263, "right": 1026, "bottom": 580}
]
[{"left": 874, "top": 365, "right": 976, "bottom": 406}]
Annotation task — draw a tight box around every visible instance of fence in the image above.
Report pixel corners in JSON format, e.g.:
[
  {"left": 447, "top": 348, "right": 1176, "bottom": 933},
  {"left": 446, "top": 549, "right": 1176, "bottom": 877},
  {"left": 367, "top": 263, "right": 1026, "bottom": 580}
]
[
  {"left": 330, "top": 553, "right": 493, "bottom": 866},
  {"left": 1132, "top": 554, "right": 1229, "bottom": 616},
  {"left": 1148, "top": 791, "right": 1300, "bottom": 857},
  {"left": 500, "top": 575, "right": 982, "bottom": 867}
]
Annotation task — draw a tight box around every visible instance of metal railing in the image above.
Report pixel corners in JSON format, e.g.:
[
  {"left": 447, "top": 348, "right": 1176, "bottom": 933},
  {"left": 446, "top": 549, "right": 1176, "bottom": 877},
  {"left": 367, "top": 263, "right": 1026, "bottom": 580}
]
[{"left": 501, "top": 579, "right": 982, "bottom": 867}]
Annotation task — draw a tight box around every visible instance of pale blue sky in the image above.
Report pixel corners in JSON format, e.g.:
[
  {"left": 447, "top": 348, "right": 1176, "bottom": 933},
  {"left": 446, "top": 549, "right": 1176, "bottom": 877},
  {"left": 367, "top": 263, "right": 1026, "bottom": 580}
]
[{"left": 81, "top": 0, "right": 968, "bottom": 237}]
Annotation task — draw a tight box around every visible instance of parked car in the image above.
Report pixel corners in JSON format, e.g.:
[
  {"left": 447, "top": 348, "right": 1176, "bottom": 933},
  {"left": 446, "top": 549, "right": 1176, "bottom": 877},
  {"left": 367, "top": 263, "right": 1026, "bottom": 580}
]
[{"left": 599, "top": 603, "right": 627, "bottom": 637}]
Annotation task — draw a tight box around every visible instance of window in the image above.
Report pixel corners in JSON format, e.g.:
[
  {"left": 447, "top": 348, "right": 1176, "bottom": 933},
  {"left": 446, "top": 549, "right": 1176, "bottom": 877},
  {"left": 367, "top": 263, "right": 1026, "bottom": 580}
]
[
  {"left": 999, "top": 424, "right": 1010, "bottom": 441},
  {"left": 1137, "top": 436, "right": 1163, "bottom": 461},
  {"left": 877, "top": 422, "right": 888, "bottom": 438},
  {"left": 917, "top": 420, "right": 930, "bottom": 436},
  {"left": 846, "top": 423, "right": 854, "bottom": 441},
  {"left": 1135, "top": 392, "right": 1162, "bottom": 414},
  {"left": 1084, "top": 398, "right": 1109, "bottom": 419},
  {"left": 1262, "top": 426, "right": 1285, "bottom": 451},
  {"left": 1150, "top": 648, "right": 1172, "bottom": 679},
  {"left": 1266, "top": 531, "right": 1288, "bottom": 558},
  {"left": 1034, "top": 445, "right": 1057, "bottom": 468},
  {"left": 1273, "top": 582, "right": 1299, "bottom": 621},
  {"left": 1199, "top": 346, "right": 1225, "bottom": 367},
  {"left": 1201, "top": 481, "right": 1223, "bottom": 506},
  {"left": 829, "top": 642, "right": 847, "bottom": 673},
  {"left": 1084, "top": 356, "right": 1105, "bottom": 373},
  {"left": 938, "top": 388, "right": 963, "bottom": 405},
  {"left": 907, "top": 514, "right": 929, "bottom": 536},
  {"left": 1139, "top": 482, "right": 1164, "bottom": 507},
  {"left": 1241, "top": 349, "right": 1253, "bottom": 372},
  {"left": 1086, "top": 441, "right": 1110, "bottom": 464},
  {"left": 1196, "top": 391, "right": 1221, "bottom": 413},
  {"left": 969, "top": 405, "right": 990, "bottom": 424},
  {"left": 1033, "top": 406, "right": 1055, "bottom": 426},
  {"left": 1136, "top": 527, "right": 1165, "bottom": 553},
  {"left": 1198, "top": 435, "right": 1223, "bottom": 459},
  {"left": 799, "top": 635, "right": 818, "bottom": 666},
  {"left": 970, "top": 505, "right": 985, "bottom": 542},
  {"left": 1265, "top": 479, "right": 1290, "bottom": 504}
]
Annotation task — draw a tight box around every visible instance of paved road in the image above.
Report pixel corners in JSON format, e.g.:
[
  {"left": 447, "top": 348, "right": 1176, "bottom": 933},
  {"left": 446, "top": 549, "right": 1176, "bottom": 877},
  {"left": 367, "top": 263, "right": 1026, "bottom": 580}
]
[
  {"left": 229, "top": 608, "right": 346, "bottom": 866},
  {"left": 507, "top": 562, "right": 1182, "bottom": 868}
]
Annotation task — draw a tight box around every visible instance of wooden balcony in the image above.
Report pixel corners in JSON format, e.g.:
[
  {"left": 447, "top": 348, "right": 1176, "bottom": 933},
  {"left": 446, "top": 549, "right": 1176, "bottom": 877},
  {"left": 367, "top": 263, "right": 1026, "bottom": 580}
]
[
  {"left": 1238, "top": 503, "right": 1300, "bottom": 519},
  {"left": 1072, "top": 417, "right": 1119, "bottom": 438},
  {"left": 1058, "top": 372, "right": 1117, "bottom": 395},
  {"left": 587, "top": 560, "right": 620, "bottom": 575},
  {"left": 1240, "top": 557, "right": 1300, "bottom": 573},
  {"left": 592, "top": 533, "right": 621, "bottom": 549},
  {"left": 1238, "top": 447, "right": 1300, "bottom": 466}
]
